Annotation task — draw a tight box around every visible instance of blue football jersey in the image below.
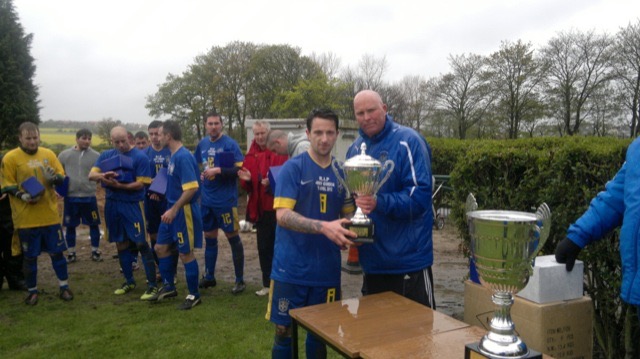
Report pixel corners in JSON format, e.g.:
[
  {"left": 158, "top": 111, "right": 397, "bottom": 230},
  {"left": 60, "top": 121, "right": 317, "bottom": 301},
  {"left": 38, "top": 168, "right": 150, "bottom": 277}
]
[
  {"left": 166, "top": 147, "right": 200, "bottom": 205},
  {"left": 193, "top": 135, "right": 243, "bottom": 207},
  {"left": 144, "top": 146, "right": 171, "bottom": 178},
  {"left": 93, "top": 148, "right": 151, "bottom": 202},
  {"left": 271, "top": 152, "right": 350, "bottom": 287}
]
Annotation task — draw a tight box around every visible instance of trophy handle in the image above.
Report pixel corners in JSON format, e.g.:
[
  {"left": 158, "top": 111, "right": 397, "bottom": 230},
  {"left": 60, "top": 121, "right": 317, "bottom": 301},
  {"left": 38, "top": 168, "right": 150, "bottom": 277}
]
[
  {"left": 373, "top": 160, "right": 395, "bottom": 194},
  {"left": 331, "top": 159, "right": 351, "bottom": 197},
  {"left": 534, "top": 203, "right": 552, "bottom": 250},
  {"left": 465, "top": 193, "right": 478, "bottom": 214}
]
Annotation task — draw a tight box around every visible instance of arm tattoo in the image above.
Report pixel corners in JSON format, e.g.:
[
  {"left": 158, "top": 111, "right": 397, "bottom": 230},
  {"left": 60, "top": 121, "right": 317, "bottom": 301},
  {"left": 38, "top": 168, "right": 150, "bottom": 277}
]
[{"left": 279, "top": 210, "right": 323, "bottom": 234}]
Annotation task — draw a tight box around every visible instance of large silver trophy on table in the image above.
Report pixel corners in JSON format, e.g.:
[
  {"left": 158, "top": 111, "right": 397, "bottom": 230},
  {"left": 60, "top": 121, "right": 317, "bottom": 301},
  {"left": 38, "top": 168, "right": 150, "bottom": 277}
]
[
  {"left": 465, "top": 193, "right": 551, "bottom": 359},
  {"left": 331, "top": 143, "right": 394, "bottom": 243}
]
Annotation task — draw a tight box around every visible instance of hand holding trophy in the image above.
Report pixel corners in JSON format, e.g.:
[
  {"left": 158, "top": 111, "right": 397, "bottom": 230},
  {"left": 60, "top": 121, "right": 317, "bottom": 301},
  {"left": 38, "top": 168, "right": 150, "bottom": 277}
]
[{"left": 332, "top": 143, "right": 394, "bottom": 243}]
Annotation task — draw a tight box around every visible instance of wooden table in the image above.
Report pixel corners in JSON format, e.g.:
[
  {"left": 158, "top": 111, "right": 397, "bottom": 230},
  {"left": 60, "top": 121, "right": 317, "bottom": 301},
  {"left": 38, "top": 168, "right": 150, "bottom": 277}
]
[
  {"left": 289, "top": 291, "right": 470, "bottom": 358},
  {"left": 359, "top": 325, "right": 487, "bottom": 358}
]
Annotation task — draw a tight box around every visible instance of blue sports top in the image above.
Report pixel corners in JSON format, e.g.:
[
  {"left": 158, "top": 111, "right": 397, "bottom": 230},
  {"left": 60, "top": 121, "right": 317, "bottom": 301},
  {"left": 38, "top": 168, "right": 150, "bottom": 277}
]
[
  {"left": 345, "top": 115, "right": 434, "bottom": 274},
  {"left": 194, "top": 135, "right": 243, "bottom": 207},
  {"left": 166, "top": 146, "right": 200, "bottom": 205},
  {"left": 567, "top": 137, "right": 640, "bottom": 305},
  {"left": 271, "top": 152, "right": 353, "bottom": 287},
  {"left": 144, "top": 146, "right": 171, "bottom": 178},
  {"left": 92, "top": 148, "right": 151, "bottom": 202}
]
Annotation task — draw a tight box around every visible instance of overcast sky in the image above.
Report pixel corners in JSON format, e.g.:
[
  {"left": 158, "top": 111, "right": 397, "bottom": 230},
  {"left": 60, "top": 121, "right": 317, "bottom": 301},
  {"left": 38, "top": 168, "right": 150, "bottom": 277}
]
[{"left": 13, "top": 0, "right": 640, "bottom": 124}]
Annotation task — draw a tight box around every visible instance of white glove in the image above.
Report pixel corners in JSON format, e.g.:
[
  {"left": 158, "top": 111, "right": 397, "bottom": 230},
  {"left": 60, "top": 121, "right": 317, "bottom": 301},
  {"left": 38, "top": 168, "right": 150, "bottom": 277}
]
[
  {"left": 16, "top": 191, "right": 32, "bottom": 202},
  {"left": 41, "top": 165, "right": 57, "bottom": 185}
]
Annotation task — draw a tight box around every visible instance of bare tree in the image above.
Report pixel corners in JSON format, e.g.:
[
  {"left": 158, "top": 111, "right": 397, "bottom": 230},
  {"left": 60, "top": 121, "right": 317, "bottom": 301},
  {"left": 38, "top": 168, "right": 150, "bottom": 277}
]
[
  {"left": 485, "top": 40, "right": 546, "bottom": 138},
  {"left": 308, "top": 51, "right": 342, "bottom": 79},
  {"left": 541, "top": 29, "right": 616, "bottom": 135},
  {"left": 432, "top": 53, "right": 495, "bottom": 139},
  {"left": 357, "top": 54, "right": 388, "bottom": 92},
  {"left": 614, "top": 20, "right": 640, "bottom": 137},
  {"left": 341, "top": 54, "right": 389, "bottom": 96},
  {"left": 384, "top": 75, "right": 431, "bottom": 131}
]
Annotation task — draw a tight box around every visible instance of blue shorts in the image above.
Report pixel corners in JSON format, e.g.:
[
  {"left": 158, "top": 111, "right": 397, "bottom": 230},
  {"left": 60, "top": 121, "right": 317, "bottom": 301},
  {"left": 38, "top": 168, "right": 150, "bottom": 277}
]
[
  {"left": 201, "top": 204, "right": 239, "bottom": 233},
  {"left": 18, "top": 224, "right": 66, "bottom": 256},
  {"left": 104, "top": 200, "right": 147, "bottom": 244},
  {"left": 145, "top": 195, "right": 167, "bottom": 235},
  {"left": 63, "top": 197, "right": 101, "bottom": 227},
  {"left": 156, "top": 203, "right": 203, "bottom": 254},
  {"left": 267, "top": 280, "right": 340, "bottom": 327}
]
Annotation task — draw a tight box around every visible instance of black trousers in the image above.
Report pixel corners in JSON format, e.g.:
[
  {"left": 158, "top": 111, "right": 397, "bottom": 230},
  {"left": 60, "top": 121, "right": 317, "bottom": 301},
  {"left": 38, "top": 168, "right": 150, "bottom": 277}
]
[
  {"left": 0, "top": 225, "right": 24, "bottom": 289},
  {"left": 363, "top": 266, "right": 436, "bottom": 309},
  {"left": 256, "top": 210, "right": 277, "bottom": 288}
]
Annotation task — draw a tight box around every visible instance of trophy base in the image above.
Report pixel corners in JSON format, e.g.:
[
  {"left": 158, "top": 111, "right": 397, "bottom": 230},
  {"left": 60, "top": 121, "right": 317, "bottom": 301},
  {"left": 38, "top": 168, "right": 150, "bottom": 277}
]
[
  {"left": 464, "top": 343, "right": 542, "bottom": 359},
  {"left": 345, "top": 222, "right": 374, "bottom": 243}
]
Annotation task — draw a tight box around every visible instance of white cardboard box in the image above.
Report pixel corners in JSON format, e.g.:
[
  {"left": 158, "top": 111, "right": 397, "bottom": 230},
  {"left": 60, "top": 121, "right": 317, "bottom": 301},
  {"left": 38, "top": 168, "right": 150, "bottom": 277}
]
[{"left": 516, "top": 255, "right": 583, "bottom": 303}]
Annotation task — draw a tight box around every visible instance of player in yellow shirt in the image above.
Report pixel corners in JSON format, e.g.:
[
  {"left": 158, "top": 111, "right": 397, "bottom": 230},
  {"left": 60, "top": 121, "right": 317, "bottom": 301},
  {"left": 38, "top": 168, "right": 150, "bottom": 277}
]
[{"left": 0, "top": 122, "right": 73, "bottom": 305}]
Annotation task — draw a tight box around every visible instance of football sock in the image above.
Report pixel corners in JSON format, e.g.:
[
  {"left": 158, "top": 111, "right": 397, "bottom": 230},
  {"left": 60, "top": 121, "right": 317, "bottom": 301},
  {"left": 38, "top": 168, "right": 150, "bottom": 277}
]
[
  {"left": 23, "top": 256, "right": 37, "bottom": 289},
  {"left": 137, "top": 242, "right": 157, "bottom": 287},
  {"left": 50, "top": 252, "right": 69, "bottom": 281},
  {"left": 158, "top": 256, "right": 175, "bottom": 289},
  {"left": 306, "top": 334, "right": 327, "bottom": 359},
  {"left": 228, "top": 235, "right": 244, "bottom": 282},
  {"left": 272, "top": 335, "right": 292, "bottom": 359},
  {"left": 65, "top": 226, "right": 76, "bottom": 249},
  {"left": 184, "top": 259, "right": 199, "bottom": 297},
  {"left": 204, "top": 237, "right": 218, "bottom": 280},
  {"left": 171, "top": 246, "right": 179, "bottom": 276},
  {"left": 118, "top": 249, "right": 135, "bottom": 283},
  {"left": 89, "top": 225, "right": 101, "bottom": 248},
  {"left": 150, "top": 238, "right": 159, "bottom": 263}
]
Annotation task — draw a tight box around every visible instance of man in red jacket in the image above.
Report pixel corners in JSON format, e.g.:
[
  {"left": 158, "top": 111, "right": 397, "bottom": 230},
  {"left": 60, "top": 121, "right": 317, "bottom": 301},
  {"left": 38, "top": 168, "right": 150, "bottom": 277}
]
[{"left": 238, "top": 121, "right": 288, "bottom": 296}]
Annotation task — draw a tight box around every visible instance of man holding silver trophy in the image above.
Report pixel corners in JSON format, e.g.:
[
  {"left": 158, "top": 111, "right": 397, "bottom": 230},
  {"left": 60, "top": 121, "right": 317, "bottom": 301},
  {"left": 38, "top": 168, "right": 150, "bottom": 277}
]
[
  {"left": 267, "top": 108, "right": 357, "bottom": 358},
  {"left": 342, "top": 90, "right": 435, "bottom": 308}
]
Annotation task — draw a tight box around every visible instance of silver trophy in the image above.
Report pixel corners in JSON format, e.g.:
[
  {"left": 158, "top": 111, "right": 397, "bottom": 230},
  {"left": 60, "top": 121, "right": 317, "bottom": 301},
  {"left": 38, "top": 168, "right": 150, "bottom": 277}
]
[
  {"left": 465, "top": 193, "right": 551, "bottom": 359},
  {"left": 332, "top": 143, "right": 394, "bottom": 243}
]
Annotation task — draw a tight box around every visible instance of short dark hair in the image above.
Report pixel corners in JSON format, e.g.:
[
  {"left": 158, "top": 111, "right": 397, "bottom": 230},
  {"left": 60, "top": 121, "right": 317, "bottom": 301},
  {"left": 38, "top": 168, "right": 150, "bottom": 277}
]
[
  {"left": 18, "top": 121, "right": 39, "bottom": 135},
  {"left": 205, "top": 110, "right": 222, "bottom": 123},
  {"left": 148, "top": 120, "right": 163, "bottom": 130},
  {"left": 76, "top": 128, "right": 92, "bottom": 139},
  {"left": 134, "top": 131, "right": 148, "bottom": 140},
  {"left": 306, "top": 108, "right": 339, "bottom": 131},
  {"left": 162, "top": 120, "right": 182, "bottom": 141}
]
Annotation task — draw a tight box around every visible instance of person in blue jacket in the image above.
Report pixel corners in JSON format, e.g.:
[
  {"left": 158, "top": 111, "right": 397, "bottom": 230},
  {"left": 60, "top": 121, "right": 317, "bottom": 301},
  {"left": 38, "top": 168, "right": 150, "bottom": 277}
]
[
  {"left": 556, "top": 138, "right": 640, "bottom": 313},
  {"left": 346, "top": 89, "right": 435, "bottom": 308}
]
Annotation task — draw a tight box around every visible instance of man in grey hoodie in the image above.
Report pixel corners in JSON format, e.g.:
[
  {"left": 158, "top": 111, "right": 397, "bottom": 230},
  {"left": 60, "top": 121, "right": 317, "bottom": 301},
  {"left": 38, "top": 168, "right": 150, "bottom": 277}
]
[
  {"left": 58, "top": 128, "right": 102, "bottom": 262},
  {"left": 266, "top": 130, "right": 310, "bottom": 158}
]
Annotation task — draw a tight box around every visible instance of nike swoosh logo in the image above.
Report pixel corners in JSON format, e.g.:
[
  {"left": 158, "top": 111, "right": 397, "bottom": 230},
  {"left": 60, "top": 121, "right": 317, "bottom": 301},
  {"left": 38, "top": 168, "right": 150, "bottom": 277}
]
[{"left": 300, "top": 179, "right": 313, "bottom": 185}]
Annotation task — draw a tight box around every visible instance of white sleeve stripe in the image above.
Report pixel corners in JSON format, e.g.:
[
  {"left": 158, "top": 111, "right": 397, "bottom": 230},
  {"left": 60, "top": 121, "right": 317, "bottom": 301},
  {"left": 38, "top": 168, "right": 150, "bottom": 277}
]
[{"left": 400, "top": 141, "right": 418, "bottom": 196}]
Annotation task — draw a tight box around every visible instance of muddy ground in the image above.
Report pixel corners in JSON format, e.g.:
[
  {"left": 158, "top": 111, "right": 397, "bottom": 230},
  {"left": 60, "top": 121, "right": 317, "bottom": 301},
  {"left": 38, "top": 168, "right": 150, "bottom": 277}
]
[{"left": 37, "top": 189, "right": 467, "bottom": 319}]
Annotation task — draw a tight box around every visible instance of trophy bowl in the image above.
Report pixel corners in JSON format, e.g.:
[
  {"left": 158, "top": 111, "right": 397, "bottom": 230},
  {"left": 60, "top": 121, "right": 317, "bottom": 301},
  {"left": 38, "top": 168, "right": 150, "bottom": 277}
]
[
  {"left": 465, "top": 194, "right": 551, "bottom": 359},
  {"left": 332, "top": 143, "right": 394, "bottom": 243}
]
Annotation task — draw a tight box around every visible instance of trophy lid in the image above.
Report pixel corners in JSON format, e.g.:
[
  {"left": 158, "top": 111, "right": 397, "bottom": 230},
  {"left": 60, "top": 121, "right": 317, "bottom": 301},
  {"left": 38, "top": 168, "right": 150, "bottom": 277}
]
[{"left": 344, "top": 143, "right": 381, "bottom": 168}]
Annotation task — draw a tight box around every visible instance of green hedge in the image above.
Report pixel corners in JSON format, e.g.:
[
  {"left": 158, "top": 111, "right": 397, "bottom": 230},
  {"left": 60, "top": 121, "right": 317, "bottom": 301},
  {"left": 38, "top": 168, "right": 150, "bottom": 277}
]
[{"left": 433, "top": 136, "right": 638, "bottom": 358}]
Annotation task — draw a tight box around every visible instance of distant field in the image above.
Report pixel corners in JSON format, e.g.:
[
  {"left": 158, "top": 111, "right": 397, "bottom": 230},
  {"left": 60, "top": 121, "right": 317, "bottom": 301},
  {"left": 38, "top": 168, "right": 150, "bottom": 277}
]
[{"left": 39, "top": 127, "right": 106, "bottom": 147}]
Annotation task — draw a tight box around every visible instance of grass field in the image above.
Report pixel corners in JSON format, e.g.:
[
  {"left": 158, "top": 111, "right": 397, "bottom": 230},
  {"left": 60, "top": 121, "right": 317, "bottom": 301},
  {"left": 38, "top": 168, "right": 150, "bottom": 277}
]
[
  {"left": 0, "top": 262, "right": 339, "bottom": 358},
  {"left": 0, "top": 275, "right": 274, "bottom": 357},
  {"left": 0, "top": 233, "right": 342, "bottom": 358},
  {"left": 39, "top": 127, "right": 106, "bottom": 147}
]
